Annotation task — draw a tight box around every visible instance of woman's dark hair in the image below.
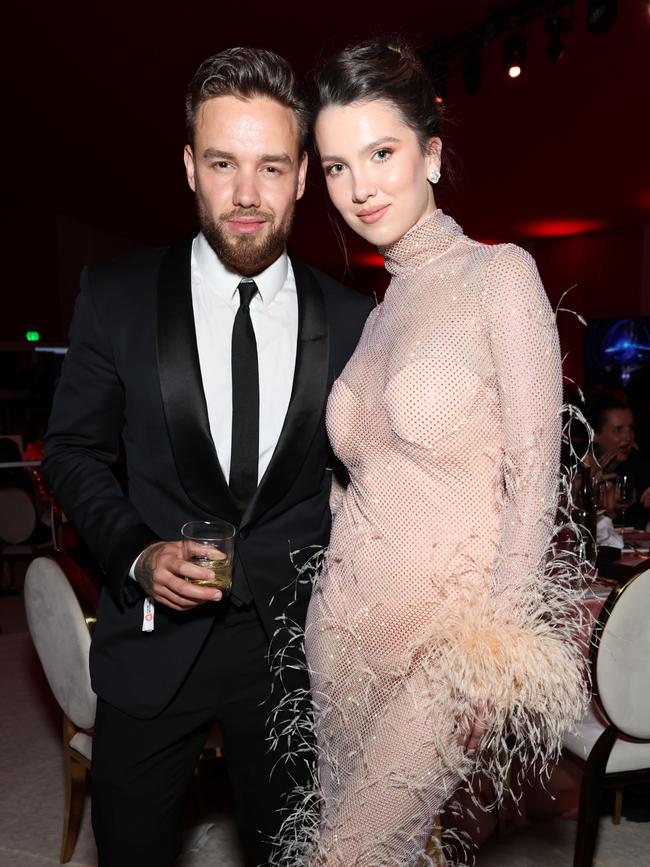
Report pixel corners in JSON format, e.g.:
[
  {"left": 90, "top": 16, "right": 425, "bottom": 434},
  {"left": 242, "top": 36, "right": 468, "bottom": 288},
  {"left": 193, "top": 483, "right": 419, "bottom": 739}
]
[
  {"left": 186, "top": 47, "right": 309, "bottom": 152},
  {"left": 585, "top": 394, "right": 633, "bottom": 433},
  {"left": 314, "top": 35, "right": 443, "bottom": 156}
]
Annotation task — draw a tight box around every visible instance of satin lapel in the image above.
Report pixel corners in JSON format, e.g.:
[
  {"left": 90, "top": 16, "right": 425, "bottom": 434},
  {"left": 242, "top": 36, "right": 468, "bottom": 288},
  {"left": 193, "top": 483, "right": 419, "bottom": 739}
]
[
  {"left": 156, "top": 238, "right": 239, "bottom": 524},
  {"left": 241, "top": 255, "right": 329, "bottom": 529}
]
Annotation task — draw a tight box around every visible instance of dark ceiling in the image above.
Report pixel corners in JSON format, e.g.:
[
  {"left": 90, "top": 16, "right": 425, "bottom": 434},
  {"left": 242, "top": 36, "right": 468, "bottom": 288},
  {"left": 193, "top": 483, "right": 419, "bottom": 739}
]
[{"left": 4, "top": 0, "right": 650, "bottom": 274}]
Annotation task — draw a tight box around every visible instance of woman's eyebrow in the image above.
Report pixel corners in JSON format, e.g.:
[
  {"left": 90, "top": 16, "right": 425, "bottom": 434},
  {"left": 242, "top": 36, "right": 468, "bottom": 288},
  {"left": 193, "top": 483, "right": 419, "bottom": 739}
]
[{"left": 320, "top": 136, "right": 401, "bottom": 163}]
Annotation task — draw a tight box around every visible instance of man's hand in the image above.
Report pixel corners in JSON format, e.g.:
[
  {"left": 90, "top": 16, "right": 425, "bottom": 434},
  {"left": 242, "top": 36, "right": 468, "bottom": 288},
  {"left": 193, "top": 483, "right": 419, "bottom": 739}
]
[
  {"left": 640, "top": 486, "right": 650, "bottom": 509},
  {"left": 134, "top": 541, "right": 223, "bottom": 611}
]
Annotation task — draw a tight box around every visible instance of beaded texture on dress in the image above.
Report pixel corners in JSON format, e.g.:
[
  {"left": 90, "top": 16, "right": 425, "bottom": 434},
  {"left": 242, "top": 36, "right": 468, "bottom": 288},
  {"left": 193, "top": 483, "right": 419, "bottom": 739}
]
[{"left": 271, "top": 210, "right": 589, "bottom": 866}]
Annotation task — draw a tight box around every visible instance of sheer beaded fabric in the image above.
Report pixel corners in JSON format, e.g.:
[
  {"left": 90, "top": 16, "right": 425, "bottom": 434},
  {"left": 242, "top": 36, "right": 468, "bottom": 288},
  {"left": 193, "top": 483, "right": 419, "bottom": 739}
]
[{"left": 276, "top": 210, "right": 588, "bottom": 866}]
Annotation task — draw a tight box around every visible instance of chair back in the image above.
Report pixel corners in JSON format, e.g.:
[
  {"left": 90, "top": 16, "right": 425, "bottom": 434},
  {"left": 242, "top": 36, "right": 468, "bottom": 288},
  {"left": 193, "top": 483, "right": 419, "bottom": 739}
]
[
  {"left": 593, "top": 566, "right": 650, "bottom": 740},
  {"left": 0, "top": 434, "right": 24, "bottom": 452},
  {"left": 24, "top": 556, "right": 97, "bottom": 731},
  {"left": 0, "top": 485, "right": 36, "bottom": 543}
]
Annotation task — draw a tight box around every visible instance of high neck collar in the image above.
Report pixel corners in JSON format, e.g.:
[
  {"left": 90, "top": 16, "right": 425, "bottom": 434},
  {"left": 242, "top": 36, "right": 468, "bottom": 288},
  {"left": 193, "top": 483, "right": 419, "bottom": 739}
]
[{"left": 380, "top": 209, "right": 464, "bottom": 277}]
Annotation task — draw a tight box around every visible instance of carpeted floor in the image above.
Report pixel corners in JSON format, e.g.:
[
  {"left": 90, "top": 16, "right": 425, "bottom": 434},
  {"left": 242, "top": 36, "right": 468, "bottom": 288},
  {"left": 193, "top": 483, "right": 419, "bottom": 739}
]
[{"left": 1, "top": 590, "right": 648, "bottom": 867}]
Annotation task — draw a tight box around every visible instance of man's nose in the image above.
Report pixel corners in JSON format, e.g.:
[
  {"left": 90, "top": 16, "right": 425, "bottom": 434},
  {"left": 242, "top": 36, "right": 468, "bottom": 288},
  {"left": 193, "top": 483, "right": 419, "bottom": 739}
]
[{"left": 233, "top": 171, "right": 261, "bottom": 209}]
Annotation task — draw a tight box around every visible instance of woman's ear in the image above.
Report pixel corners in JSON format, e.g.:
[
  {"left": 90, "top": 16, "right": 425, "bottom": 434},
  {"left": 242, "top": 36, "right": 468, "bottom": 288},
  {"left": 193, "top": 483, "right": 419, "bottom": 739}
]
[{"left": 426, "top": 137, "right": 443, "bottom": 174}]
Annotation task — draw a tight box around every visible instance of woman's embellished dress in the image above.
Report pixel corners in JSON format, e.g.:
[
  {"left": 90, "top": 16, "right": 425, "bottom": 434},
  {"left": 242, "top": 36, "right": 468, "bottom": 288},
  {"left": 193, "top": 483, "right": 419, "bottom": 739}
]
[{"left": 285, "top": 210, "right": 587, "bottom": 866}]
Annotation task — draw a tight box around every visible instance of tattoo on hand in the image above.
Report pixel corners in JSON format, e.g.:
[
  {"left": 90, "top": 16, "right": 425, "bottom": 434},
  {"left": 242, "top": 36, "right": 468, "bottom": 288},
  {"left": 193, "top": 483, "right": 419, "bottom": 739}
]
[{"left": 134, "top": 542, "right": 167, "bottom": 595}]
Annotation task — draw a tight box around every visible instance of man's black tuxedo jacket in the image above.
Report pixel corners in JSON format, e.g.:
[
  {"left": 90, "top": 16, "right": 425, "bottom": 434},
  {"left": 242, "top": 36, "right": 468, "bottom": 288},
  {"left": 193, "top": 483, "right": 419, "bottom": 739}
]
[{"left": 44, "top": 237, "right": 373, "bottom": 718}]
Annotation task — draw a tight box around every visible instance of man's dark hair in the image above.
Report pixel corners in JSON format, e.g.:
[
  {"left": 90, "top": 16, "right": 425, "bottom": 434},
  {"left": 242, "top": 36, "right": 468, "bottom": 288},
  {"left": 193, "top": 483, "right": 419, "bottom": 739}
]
[{"left": 185, "top": 47, "right": 309, "bottom": 151}]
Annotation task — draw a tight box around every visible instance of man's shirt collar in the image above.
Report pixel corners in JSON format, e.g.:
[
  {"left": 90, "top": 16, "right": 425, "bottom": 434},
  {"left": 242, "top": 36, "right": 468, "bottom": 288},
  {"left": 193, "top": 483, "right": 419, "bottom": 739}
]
[{"left": 194, "top": 231, "right": 289, "bottom": 306}]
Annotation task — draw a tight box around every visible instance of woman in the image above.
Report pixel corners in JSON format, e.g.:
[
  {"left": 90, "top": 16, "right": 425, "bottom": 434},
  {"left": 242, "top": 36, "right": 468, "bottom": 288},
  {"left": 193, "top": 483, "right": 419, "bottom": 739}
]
[
  {"left": 277, "top": 36, "right": 588, "bottom": 866},
  {"left": 585, "top": 396, "right": 650, "bottom": 529}
]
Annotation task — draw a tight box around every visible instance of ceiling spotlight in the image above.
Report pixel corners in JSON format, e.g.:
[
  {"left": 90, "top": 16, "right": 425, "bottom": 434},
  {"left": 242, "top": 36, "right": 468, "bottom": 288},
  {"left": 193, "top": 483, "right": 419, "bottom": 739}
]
[
  {"left": 461, "top": 50, "right": 483, "bottom": 95},
  {"left": 586, "top": 0, "right": 618, "bottom": 34},
  {"left": 503, "top": 34, "right": 527, "bottom": 78},
  {"left": 544, "top": 14, "right": 572, "bottom": 61}
]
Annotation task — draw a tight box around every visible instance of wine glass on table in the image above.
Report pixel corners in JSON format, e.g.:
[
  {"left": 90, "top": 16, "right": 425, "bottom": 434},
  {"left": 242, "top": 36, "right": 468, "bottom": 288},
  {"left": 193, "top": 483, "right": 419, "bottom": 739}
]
[
  {"left": 595, "top": 478, "right": 616, "bottom": 516},
  {"left": 614, "top": 474, "right": 636, "bottom": 530}
]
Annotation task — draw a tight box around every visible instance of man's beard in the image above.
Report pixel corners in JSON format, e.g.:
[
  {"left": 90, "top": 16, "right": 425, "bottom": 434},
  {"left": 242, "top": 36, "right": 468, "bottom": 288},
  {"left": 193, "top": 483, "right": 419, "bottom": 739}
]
[{"left": 197, "top": 199, "right": 295, "bottom": 277}]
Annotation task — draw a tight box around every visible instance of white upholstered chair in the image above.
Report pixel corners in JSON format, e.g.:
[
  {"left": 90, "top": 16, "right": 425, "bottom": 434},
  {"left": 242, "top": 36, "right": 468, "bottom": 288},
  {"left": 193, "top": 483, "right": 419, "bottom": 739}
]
[
  {"left": 562, "top": 565, "right": 650, "bottom": 867},
  {"left": 0, "top": 486, "right": 38, "bottom": 590},
  {"left": 24, "top": 553, "right": 224, "bottom": 862},
  {"left": 24, "top": 554, "right": 98, "bottom": 863}
]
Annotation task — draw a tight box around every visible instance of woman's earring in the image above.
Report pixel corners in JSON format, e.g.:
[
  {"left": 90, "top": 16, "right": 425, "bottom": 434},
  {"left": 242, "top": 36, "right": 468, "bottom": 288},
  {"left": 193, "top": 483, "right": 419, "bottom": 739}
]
[{"left": 428, "top": 167, "right": 441, "bottom": 184}]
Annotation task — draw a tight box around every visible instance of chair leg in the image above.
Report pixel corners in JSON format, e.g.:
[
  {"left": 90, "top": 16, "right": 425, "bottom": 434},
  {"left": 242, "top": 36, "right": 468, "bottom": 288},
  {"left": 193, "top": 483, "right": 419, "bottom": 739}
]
[
  {"left": 0, "top": 557, "right": 17, "bottom": 593},
  {"left": 613, "top": 786, "right": 623, "bottom": 825},
  {"left": 573, "top": 726, "right": 617, "bottom": 867},
  {"left": 574, "top": 773, "right": 601, "bottom": 867},
  {"left": 61, "top": 749, "right": 87, "bottom": 863}
]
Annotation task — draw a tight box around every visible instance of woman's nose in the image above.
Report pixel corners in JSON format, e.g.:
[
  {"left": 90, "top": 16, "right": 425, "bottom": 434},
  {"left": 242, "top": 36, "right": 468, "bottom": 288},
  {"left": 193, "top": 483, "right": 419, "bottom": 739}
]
[{"left": 351, "top": 171, "right": 376, "bottom": 204}]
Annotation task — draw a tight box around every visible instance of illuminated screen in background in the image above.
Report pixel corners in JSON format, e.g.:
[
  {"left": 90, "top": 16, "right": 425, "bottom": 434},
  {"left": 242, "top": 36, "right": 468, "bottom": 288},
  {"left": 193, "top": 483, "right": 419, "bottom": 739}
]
[{"left": 585, "top": 318, "right": 650, "bottom": 388}]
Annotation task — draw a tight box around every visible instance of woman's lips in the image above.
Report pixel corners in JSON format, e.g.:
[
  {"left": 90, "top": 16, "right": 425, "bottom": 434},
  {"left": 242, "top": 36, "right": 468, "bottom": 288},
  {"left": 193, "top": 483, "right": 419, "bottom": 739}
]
[{"left": 357, "top": 205, "right": 390, "bottom": 224}]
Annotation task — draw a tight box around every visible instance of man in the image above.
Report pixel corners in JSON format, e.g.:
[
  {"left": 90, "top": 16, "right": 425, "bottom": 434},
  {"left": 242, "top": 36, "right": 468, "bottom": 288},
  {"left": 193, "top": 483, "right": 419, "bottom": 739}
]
[{"left": 44, "top": 47, "right": 373, "bottom": 867}]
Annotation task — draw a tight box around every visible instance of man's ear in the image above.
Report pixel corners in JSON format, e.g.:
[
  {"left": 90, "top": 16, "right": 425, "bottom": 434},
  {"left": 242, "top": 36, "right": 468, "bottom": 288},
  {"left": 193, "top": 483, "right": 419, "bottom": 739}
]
[
  {"left": 184, "top": 145, "right": 196, "bottom": 192},
  {"left": 296, "top": 151, "right": 308, "bottom": 201}
]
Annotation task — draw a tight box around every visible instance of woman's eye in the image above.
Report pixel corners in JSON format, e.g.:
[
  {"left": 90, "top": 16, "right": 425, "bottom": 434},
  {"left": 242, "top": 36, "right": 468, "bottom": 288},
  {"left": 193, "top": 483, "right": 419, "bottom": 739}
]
[
  {"left": 374, "top": 148, "right": 392, "bottom": 162},
  {"left": 325, "top": 163, "right": 345, "bottom": 176}
]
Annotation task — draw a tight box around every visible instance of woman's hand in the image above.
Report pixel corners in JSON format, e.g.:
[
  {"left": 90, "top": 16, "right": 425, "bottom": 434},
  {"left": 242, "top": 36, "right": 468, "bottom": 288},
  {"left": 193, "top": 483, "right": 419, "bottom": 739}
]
[
  {"left": 592, "top": 446, "right": 620, "bottom": 480},
  {"left": 456, "top": 701, "right": 491, "bottom": 753}
]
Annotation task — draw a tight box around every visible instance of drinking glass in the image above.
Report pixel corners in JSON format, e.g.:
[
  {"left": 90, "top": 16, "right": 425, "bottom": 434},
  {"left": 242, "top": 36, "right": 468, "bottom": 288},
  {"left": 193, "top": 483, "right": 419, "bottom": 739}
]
[
  {"left": 595, "top": 478, "right": 616, "bottom": 515},
  {"left": 614, "top": 474, "right": 636, "bottom": 528},
  {"left": 181, "top": 520, "right": 236, "bottom": 594}
]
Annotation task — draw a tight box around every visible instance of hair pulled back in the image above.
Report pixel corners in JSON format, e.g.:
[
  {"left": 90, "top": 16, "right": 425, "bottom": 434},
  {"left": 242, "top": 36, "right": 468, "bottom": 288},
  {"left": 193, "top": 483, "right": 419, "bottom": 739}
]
[{"left": 314, "top": 35, "right": 443, "bottom": 155}]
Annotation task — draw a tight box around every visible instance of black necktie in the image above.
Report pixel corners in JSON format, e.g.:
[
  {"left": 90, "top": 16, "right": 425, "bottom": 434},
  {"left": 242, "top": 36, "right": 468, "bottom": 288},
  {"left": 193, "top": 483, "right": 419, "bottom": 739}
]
[{"left": 229, "top": 279, "right": 259, "bottom": 515}]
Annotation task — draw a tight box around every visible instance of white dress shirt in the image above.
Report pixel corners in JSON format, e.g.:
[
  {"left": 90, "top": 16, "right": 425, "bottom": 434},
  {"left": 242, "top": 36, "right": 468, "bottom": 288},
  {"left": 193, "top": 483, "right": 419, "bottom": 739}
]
[
  {"left": 131, "top": 234, "right": 299, "bottom": 586},
  {"left": 191, "top": 232, "right": 298, "bottom": 484}
]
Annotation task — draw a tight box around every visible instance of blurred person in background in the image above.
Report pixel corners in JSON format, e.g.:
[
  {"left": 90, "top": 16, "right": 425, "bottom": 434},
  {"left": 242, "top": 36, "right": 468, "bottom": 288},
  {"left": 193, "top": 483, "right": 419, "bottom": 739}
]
[{"left": 585, "top": 395, "right": 650, "bottom": 530}]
